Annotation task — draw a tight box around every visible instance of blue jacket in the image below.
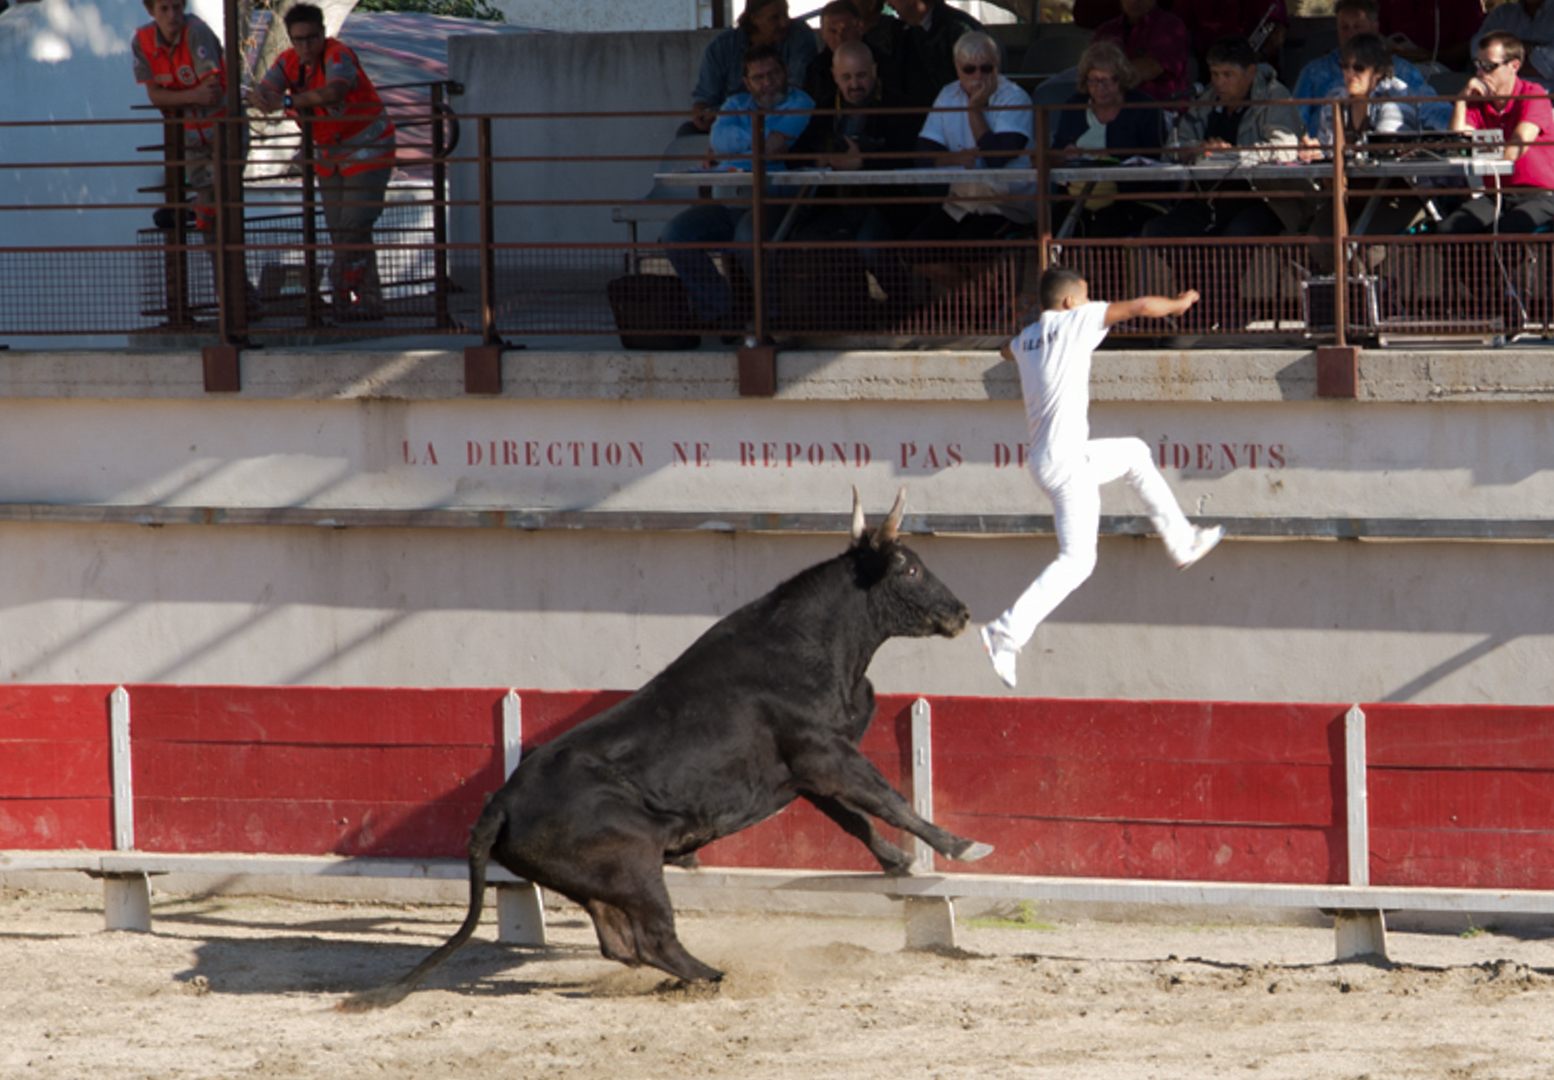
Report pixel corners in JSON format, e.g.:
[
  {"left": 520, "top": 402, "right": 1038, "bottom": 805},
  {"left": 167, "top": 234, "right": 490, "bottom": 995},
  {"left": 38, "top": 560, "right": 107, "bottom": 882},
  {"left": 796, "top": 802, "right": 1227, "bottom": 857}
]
[
  {"left": 1293, "top": 50, "right": 1451, "bottom": 136},
  {"left": 710, "top": 88, "right": 816, "bottom": 171}
]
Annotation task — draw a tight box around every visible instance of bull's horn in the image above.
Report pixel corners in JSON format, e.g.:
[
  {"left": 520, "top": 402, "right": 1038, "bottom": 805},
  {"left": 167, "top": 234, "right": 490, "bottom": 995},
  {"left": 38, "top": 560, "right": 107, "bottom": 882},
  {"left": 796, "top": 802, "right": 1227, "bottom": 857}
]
[
  {"left": 850, "top": 486, "right": 866, "bottom": 541},
  {"left": 875, "top": 487, "right": 906, "bottom": 546}
]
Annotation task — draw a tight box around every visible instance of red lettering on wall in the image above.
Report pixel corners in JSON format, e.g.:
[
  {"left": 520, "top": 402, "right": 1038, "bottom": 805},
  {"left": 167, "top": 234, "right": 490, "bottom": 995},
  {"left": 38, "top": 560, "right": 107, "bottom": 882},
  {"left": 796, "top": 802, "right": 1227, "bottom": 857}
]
[
  {"left": 1157, "top": 438, "right": 1288, "bottom": 473},
  {"left": 403, "top": 441, "right": 439, "bottom": 466}
]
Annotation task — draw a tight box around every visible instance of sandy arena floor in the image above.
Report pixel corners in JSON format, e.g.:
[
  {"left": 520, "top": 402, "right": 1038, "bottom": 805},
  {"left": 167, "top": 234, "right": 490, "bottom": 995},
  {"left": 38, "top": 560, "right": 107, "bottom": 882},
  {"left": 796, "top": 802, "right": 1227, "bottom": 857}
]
[{"left": 3, "top": 886, "right": 1553, "bottom": 1079}]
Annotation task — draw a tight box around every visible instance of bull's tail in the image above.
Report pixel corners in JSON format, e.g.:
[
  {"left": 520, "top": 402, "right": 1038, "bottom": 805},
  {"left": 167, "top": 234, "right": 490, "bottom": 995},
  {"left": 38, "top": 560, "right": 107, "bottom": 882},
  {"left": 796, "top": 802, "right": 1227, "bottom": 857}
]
[{"left": 338, "top": 803, "right": 507, "bottom": 1013}]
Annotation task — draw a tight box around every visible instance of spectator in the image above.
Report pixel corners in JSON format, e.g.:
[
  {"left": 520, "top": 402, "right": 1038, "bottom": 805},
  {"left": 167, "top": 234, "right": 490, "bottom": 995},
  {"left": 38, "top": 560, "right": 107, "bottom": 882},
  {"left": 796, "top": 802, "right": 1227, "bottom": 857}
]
[
  {"left": 132, "top": 0, "right": 227, "bottom": 232},
  {"left": 133, "top": 0, "right": 260, "bottom": 318},
  {"left": 1470, "top": 0, "right": 1554, "bottom": 86},
  {"left": 662, "top": 45, "right": 815, "bottom": 329},
  {"left": 1171, "top": 0, "right": 1289, "bottom": 71},
  {"left": 1439, "top": 31, "right": 1554, "bottom": 234},
  {"left": 1092, "top": 0, "right": 1191, "bottom": 103},
  {"left": 1376, "top": 0, "right": 1483, "bottom": 72},
  {"left": 1141, "top": 36, "right": 1303, "bottom": 330},
  {"left": 1299, "top": 33, "right": 1429, "bottom": 275},
  {"left": 805, "top": 1, "right": 867, "bottom": 107},
  {"left": 893, "top": 0, "right": 988, "bottom": 106},
  {"left": 248, "top": 3, "right": 397, "bottom": 322},
  {"left": 1293, "top": 0, "right": 1451, "bottom": 136},
  {"left": 686, "top": 0, "right": 817, "bottom": 135},
  {"left": 1049, "top": 41, "right": 1169, "bottom": 237},
  {"left": 906, "top": 31, "right": 1035, "bottom": 289},
  {"left": 791, "top": 40, "right": 923, "bottom": 305},
  {"left": 854, "top": 0, "right": 910, "bottom": 101}
]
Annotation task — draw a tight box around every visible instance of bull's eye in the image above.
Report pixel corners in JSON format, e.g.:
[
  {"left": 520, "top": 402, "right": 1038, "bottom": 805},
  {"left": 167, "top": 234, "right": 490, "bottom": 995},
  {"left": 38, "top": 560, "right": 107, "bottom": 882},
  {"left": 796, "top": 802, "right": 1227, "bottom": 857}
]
[{"left": 906, "top": 564, "right": 919, "bottom": 578}]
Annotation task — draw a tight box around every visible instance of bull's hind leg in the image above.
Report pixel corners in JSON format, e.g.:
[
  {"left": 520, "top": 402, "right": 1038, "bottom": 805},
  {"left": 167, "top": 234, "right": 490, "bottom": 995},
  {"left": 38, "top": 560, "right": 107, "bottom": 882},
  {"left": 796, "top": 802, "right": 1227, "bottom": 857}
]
[
  {"left": 793, "top": 743, "right": 993, "bottom": 864},
  {"left": 580, "top": 878, "right": 722, "bottom": 984},
  {"left": 805, "top": 794, "right": 914, "bottom": 875}
]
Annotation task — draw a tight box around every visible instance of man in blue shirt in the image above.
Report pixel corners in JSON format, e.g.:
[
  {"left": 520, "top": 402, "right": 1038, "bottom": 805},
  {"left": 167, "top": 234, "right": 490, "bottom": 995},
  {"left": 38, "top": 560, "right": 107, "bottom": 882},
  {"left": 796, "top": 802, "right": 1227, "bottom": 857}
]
[
  {"left": 1293, "top": 0, "right": 1451, "bottom": 135},
  {"left": 663, "top": 45, "right": 814, "bottom": 328}
]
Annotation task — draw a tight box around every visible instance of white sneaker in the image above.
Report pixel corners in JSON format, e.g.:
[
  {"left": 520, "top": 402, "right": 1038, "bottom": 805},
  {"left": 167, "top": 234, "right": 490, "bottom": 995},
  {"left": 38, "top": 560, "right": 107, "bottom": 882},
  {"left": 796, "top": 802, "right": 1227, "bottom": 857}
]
[
  {"left": 979, "top": 625, "right": 1020, "bottom": 689},
  {"left": 1175, "top": 525, "right": 1224, "bottom": 570}
]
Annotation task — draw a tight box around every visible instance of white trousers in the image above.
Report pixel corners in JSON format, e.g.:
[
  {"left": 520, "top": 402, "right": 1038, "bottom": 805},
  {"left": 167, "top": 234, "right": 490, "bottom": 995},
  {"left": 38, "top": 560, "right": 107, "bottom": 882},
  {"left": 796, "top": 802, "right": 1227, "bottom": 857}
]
[{"left": 988, "top": 436, "right": 1196, "bottom": 650}]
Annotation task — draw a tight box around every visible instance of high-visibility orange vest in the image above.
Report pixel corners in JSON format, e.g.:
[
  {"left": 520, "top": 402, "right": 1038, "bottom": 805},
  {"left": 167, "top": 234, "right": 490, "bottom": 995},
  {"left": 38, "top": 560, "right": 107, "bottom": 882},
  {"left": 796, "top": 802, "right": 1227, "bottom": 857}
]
[
  {"left": 134, "top": 18, "right": 227, "bottom": 142},
  {"left": 275, "top": 40, "right": 396, "bottom": 176}
]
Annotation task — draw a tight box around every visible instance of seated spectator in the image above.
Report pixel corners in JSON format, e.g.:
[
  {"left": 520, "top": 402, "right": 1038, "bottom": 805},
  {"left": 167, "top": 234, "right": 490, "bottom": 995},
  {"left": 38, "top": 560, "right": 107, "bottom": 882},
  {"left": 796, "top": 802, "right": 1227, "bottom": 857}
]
[
  {"left": 1092, "top": 0, "right": 1191, "bottom": 103},
  {"left": 1439, "top": 31, "right": 1554, "bottom": 234},
  {"left": 663, "top": 46, "right": 815, "bottom": 329},
  {"left": 893, "top": 0, "right": 987, "bottom": 106},
  {"left": 854, "top": 0, "right": 909, "bottom": 100},
  {"left": 1142, "top": 36, "right": 1304, "bottom": 329},
  {"left": 685, "top": 0, "right": 816, "bottom": 135},
  {"left": 1377, "top": 0, "right": 1482, "bottom": 72},
  {"left": 1049, "top": 41, "right": 1169, "bottom": 237},
  {"left": 805, "top": 0, "right": 867, "bottom": 108},
  {"left": 906, "top": 31, "right": 1035, "bottom": 289},
  {"left": 790, "top": 40, "right": 924, "bottom": 309},
  {"left": 1470, "top": 0, "right": 1554, "bottom": 87},
  {"left": 1293, "top": 0, "right": 1450, "bottom": 136},
  {"left": 1172, "top": 0, "right": 1289, "bottom": 72},
  {"left": 1299, "top": 33, "right": 1429, "bottom": 273}
]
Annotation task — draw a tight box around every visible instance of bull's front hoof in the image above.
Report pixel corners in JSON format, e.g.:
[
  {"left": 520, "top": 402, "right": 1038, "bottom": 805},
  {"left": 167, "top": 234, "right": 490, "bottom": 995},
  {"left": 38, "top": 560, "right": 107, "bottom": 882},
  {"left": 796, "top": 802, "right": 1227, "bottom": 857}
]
[{"left": 954, "top": 841, "right": 994, "bottom": 863}]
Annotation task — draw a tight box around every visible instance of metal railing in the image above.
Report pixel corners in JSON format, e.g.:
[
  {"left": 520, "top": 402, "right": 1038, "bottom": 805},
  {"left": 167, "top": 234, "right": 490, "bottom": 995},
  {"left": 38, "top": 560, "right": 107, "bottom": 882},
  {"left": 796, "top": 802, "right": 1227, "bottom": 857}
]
[{"left": 2, "top": 93, "right": 1548, "bottom": 351}]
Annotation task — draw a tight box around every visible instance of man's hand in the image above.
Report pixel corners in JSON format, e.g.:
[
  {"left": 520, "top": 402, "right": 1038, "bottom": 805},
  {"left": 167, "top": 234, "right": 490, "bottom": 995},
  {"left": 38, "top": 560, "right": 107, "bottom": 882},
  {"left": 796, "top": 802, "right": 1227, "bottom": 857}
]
[
  {"left": 965, "top": 79, "right": 996, "bottom": 110},
  {"left": 1462, "top": 75, "right": 1491, "bottom": 101},
  {"left": 1169, "top": 289, "right": 1200, "bottom": 315},
  {"left": 1297, "top": 133, "right": 1322, "bottom": 162},
  {"left": 824, "top": 135, "right": 865, "bottom": 171},
  {"left": 247, "top": 83, "right": 283, "bottom": 113}
]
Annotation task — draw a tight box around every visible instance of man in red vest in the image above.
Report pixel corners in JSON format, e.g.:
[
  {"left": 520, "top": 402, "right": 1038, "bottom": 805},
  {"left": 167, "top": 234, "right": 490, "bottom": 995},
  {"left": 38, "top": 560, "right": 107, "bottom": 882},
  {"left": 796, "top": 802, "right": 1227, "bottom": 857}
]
[
  {"left": 249, "top": 3, "right": 397, "bottom": 321},
  {"left": 132, "top": 0, "right": 226, "bottom": 227}
]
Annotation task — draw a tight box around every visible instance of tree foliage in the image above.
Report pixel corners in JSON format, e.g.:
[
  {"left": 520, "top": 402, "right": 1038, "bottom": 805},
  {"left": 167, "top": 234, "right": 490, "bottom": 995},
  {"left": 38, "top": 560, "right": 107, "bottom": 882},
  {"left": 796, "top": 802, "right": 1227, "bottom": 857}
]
[{"left": 353, "top": 0, "right": 506, "bottom": 22}]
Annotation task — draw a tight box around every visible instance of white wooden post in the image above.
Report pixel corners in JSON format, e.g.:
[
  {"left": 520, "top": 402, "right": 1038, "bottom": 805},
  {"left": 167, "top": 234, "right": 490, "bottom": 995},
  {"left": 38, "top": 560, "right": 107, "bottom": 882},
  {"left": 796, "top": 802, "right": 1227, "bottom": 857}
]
[
  {"left": 105, "top": 686, "right": 153, "bottom": 932},
  {"left": 495, "top": 690, "right": 546, "bottom": 946},
  {"left": 1336, "top": 704, "right": 1387, "bottom": 961},
  {"left": 905, "top": 697, "right": 956, "bottom": 950}
]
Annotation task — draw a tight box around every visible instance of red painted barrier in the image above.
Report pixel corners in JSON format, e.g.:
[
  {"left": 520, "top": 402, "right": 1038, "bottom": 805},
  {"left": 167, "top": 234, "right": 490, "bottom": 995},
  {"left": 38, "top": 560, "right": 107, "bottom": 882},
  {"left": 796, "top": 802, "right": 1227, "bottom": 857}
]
[
  {"left": 3, "top": 687, "right": 1554, "bottom": 892},
  {"left": 0, "top": 686, "right": 118, "bottom": 850}
]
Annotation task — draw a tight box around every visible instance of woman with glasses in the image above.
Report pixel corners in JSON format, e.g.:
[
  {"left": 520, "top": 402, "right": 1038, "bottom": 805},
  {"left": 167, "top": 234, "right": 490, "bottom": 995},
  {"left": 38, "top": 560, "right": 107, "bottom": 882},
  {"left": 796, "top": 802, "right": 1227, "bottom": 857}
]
[
  {"left": 1049, "top": 41, "right": 1170, "bottom": 238},
  {"left": 1299, "top": 33, "right": 1428, "bottom": 288}
]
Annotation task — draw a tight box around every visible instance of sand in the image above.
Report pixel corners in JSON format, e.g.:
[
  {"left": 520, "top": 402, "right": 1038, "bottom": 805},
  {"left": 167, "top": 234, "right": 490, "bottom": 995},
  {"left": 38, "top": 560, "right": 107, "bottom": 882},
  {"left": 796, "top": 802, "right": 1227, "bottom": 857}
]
[{"left": 3, "top": 885, "right": 1553, "bottom": 1079}]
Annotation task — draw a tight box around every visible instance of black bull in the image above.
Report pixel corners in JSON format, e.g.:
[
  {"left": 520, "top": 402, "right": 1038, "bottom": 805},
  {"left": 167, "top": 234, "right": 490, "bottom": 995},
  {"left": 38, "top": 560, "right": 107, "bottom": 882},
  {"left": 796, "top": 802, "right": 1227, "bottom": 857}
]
[{"left": 342, "top": 489, "right": 991, "bottom": 1011}]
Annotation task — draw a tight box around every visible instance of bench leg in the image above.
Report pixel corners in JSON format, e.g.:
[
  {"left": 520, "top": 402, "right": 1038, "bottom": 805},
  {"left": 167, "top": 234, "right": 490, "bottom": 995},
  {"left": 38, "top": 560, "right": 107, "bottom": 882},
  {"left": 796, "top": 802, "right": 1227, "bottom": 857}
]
[
  {"left": 1332, "top": 909, "right": 1388, "bottom": 962},
  {"left": 496, "top": 882, "right": 546, "bottom": 945},
  {"left": 904, "top": 896, "right": 956, "bottom": 951},
  {"left": 103, "top": 872, "right": 152, "bottom": 933}
]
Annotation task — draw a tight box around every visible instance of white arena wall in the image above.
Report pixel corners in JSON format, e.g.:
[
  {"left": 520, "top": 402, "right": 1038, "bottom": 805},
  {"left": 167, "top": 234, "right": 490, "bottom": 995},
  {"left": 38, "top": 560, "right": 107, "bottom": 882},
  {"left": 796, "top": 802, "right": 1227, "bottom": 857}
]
[{"left": 0, "top": 344, "right": 1548, "bottom": 705}]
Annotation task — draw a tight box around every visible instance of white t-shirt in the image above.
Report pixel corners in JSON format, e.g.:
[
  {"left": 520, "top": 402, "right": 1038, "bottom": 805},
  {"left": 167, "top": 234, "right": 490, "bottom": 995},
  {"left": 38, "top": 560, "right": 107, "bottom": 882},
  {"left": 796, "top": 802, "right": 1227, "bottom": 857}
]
[
  {"left": 918, "top": 76, "right": 1036, "bottom": 220},
  {"left": 1010, "top": 301, "right": 1109, "bottom": 463}
]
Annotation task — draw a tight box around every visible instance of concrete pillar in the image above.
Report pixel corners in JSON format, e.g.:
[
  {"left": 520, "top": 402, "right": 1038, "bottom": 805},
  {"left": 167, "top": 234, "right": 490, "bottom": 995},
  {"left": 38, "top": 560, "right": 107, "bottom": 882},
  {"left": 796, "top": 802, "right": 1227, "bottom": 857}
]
[{"left": 496, "top": 883, "right": 546, "bottom": 945}]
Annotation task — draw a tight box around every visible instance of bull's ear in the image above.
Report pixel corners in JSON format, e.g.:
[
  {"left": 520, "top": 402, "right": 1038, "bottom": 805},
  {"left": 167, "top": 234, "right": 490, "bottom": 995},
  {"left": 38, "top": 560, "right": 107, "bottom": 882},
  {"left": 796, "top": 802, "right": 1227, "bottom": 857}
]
[
  {"left": 850, "top": 485, "right": 866, "bottom": 542},
  {"left": 874, "top": 487, "right": 906, "bottom": 547}
]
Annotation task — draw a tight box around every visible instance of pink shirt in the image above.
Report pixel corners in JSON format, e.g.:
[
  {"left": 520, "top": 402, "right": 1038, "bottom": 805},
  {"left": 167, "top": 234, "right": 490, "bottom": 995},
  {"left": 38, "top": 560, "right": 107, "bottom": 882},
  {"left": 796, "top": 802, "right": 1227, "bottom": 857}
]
[
  {"left": 1092, "top": 6, "right": 1190, "bottom": 102},
  {"left": 1464, "top": 78, "right": 1554, "bottom": 190}
]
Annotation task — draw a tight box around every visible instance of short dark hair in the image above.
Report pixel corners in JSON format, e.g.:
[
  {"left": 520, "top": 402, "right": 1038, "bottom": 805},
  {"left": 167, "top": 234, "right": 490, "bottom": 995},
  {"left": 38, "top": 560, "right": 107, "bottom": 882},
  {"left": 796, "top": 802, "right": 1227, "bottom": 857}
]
[
  {"left": 284, "top": 2, "right": 325, "bottom": 30},
  {"left": 820, "top": 0, "right": 862, "bottom": 18},
  {"left": 1039, "top": 267, "right": 1086, "bottom": 312},
  {"left": 1205, "top": 35, "right": 1257, "bottom": 70},
  {"left": 736, "top": 0, "right": 786, "bottom": 35},
  {"left": 741, "top": 43, "right": 786, "bottom": 76},
  {"left": 1333, "top": 0, "right": 1380, "bottom": 22},
  {"left": 1340, "top": 32, "right": 1393, "bottom": 77}
]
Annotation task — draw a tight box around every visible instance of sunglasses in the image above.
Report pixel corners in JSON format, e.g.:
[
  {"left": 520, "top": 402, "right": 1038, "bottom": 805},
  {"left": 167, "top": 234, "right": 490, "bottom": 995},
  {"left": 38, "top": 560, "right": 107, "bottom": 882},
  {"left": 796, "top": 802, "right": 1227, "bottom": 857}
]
[
  {"left": 289, "top": 32, "right": 323, "bottom": 44},
  {"left": 960, "top": 63, "right": 996, "bottom": 74},
  {"left": 1475, "top": 57, "right": 1509, "bottom": 73},
  {"left": 1340, "top": 62, "right": 1373, "bottom": 73}
]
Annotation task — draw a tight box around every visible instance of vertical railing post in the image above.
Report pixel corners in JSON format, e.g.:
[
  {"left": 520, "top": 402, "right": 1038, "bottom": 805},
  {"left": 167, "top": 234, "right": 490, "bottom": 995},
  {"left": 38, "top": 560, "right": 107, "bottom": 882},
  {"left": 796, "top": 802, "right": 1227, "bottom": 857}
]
[
  {"left": 749, "top": 109, "right": 768, "bottom": 343},
  {"left": 1330, "top": 100, "right": 1349, "bottom": 347},
  {"left": 1035, "top": 105, "right": 1051, "bottom": 273},
  {"left": 477, "top": 115, "right": 499, "bottom": 346},
  {"left": 300, "top": 120, "right": 323, "bottom": 328},
  {"left": 431, "top": 82, "right": 452, "bottom": 331},
  {"left": 162, "top": 115, "right": 192, "bottom": 329}
]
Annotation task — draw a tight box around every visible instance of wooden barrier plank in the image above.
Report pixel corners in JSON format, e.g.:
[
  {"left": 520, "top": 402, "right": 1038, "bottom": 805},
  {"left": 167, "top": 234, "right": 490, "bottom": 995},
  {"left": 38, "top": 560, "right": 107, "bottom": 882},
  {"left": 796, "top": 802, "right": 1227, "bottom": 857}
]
[
  {"left": 0, "top": 741, "right": 110, "bottom": 799},
  {"left": 1370, "top": 769, "right": 1554, "bottom": 832},
  {"left": 1366, "top": 704, "right": 1554, "bottom": 769},
  {"left": 1372, "top": 826, "right": 1554, "bottom": 890},
  {"left": 125, "top": 686, "right": 506, "bottom": 746},
  {"left": 0, "top": 685, "right": 117, "bottom": 740},
  {"left": 134, "top": 796, "right": 482, "bottom": 857},
  {"left": 0, "top": 798, "right": 112, "bottom": 849},
  {"left": 931, "top": 813, "right": 1345, "bottom": 883},
  {"left": 935, "top": 754, "right": 1336, "bottom": 826},
  {"left": 132, "top": 743, "right": 501, "bottom": 802}
]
